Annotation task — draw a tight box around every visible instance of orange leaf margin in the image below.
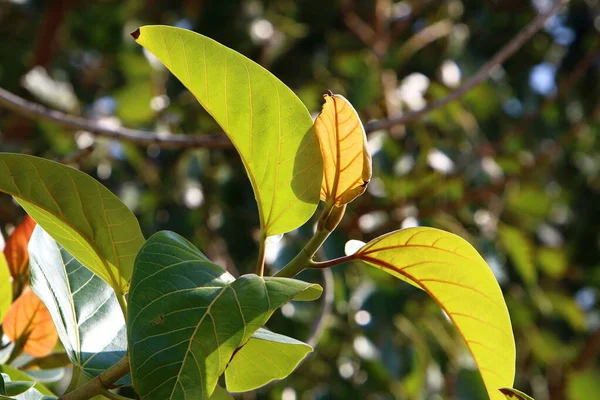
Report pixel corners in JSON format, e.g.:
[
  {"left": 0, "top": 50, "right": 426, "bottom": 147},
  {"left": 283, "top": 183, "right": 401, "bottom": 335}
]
[
  {"left": 314, "top": 93, "right": 371, "bottom": 206},
  {"left": 3, "top": 286, "right": 58, "bottom": 357},
  {"left": 4, "top": 215, "right": 36, "bottom": 280}
]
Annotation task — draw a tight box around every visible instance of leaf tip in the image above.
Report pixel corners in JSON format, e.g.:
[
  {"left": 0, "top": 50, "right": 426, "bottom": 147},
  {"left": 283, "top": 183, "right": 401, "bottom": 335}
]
[{"left": 130, "top": 28, "right": 141, "bottom": 40}]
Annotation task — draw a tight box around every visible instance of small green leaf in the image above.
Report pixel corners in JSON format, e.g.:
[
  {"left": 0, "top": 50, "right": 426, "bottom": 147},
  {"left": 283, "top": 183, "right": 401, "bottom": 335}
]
[
  {"left": 28, "top": 227, "right": 129, "bottom": 385},
  {"left": 499, "top": 387, "right": 535, "bottom": 400},
  {"left": 127, "top": 231, "right": 322, "bottom": 400},
  {"left": 0, "top": 368, "right": 55, "bottom": 399},
  {"left": 225, "top": 328, "right": 312, "bottom": 392},
  {"left": 0, "top": 251, "right": 10, "bottom": 322},
  {"left": 5, "top": 382, "right": 36, "bottom": 397},
  {"left": 132, "top": 26, "right": 322, "bottom": 236},
  {"left": 0, "top": 153, "right": 145, "bottom": 293},
  {"left": 351, "top": 227, "right": 515, "bottom": 400}
]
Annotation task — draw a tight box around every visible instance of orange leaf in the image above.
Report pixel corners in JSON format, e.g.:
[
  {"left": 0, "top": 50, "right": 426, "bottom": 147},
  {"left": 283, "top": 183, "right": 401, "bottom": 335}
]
[
  {"left": 3, "top": 286, "right": 58, "bottom": 357},
  {"left": 314, "top": 93, "right": 371, "bottom": 206},
  {"left": 4, "top": 215, "right": 36, "bottom": 279}
]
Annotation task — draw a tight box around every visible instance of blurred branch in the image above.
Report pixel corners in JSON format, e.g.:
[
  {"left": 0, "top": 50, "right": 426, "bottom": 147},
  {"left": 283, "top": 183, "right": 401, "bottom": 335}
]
[
  {"left": 506, "top": 38, "right": 600, "bottom": 139},
  {"left": 33, "top": 0, "right": 71, "bottom": 68},
  {"left": 0, "top": 87, "right": 231, "bottom": 149},
  {"left": 365, "top": 0, "right": 568, "bottom": 132},
  {"left": 58, "top": 145, "right": 95, "bottom": 165},
  {"left": 307, "top": 267, "right": 334, "bottom": 348},
  {"left": 340, "top": 0, "right": 376, "bottom": 46},
  {"left": 394, "top": 19, "right": 453, "bottom": 66}
]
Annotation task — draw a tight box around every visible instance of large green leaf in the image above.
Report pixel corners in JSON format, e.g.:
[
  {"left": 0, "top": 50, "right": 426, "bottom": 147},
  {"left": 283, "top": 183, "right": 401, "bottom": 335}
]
[
  {"left": 0, "top": 153, "right": 145, "bottom": 293},
  {"left": 0, "top": 251, "right": 10, "bottom": 321},
  {"left": 132, "top": 26, "right": 322, "bottom": 236},
  {"left": 225, "top": 328, "right": 312, "bottom": 392},
  {"left": 127, "top": 231, "right": 322, "bottom": 399},
  {"left": 350, "top": 227, "right": 515, "bottom": 400},
  {"left": 28, "top": 227, "right": 129, "bottom": 385}
]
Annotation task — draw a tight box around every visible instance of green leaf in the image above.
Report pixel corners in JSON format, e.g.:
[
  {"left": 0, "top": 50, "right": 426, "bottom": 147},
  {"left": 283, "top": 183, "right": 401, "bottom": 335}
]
[
  {"left": 351, "top": 227, "right": 515, "bottom": 400},
  {"left": 209, "top": 386, "right": 233, "bottom": 400},
  {"left": 566, "top": 369, "right": 600, "bottom": 400},
  {"left": 28, "top": 227, "right": 129, "bottom": 385},
  {"left": 498, "top": 224, "right": 536, "bottom": 285},
  {"left": 225, "top": 328, "right": 312, "bottom": 392},
  {"left": 132, "top": 26, "right": 322, "bottom": 236},
  {"left": 127, "top": 231, "right": 322, "bottom": 400},
  {"left": 0, "top": 251, "right": 10, "bottom": 321},
  {"left": 5, "top": 382, "right": 36, "bottom": 397},
  {"left": 500, "top": 387, "right": 535, "bottom": 400},
  {"left": 0, "top": 374, "right": 5, "bottom": 395},
  {"left": 0, "top": 366, "right": 55, "bottom": 399},
  {"left": 0, "top": 153, "right": 145, "bottom": 293}
]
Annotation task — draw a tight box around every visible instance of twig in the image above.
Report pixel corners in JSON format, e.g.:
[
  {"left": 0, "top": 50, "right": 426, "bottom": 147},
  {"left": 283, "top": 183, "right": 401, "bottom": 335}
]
[
  {"left": 306, "top": 268, "right": 334, "bottom": 348},
  {"left": 365, "top": 0, "right": 568, "bottom": 132},
  {"left": 59, "top": 356, "right": 130, "bottom": 400},
  {"left": 0, "top": 87, "right": 231, "bottom": 149},
  {"left": 58, "top": 145, "right": 95, "bottom": 165}
]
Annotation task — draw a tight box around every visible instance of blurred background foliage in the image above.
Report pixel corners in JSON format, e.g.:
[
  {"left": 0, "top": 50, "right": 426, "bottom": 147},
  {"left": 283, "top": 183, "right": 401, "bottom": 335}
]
[{"left": 0, "top": 0, "right": 600, "bottom": 399}]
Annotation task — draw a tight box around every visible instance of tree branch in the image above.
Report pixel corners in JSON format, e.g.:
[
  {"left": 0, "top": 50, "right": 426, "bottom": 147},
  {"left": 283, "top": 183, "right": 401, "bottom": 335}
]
[
  {"left": 59, "top": 356, "right": 130, "bottom": 400},
  {"left": 0, "top": 87, "right": 231, "bottom": 149},
  {"left": 365, "top": 0, "right": 568, "bottom": 132},
  {"left": 0, "top": 0, "right": 567, "bottom": 147}
]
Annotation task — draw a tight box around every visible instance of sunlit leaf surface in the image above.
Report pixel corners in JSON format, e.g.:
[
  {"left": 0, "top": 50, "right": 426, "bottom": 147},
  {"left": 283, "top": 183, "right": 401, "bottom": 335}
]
[
  {"left": 0, "top": 153, "right": 145, "bottom": 293},
  {"left": 4, "top": 215, "right": 35, "bottom": 279},
  {"left": 132, "top": 26, "right": 322, "bottom": 236},
  {"left": 28, "top": 227, "right": 129, "bottom": 384},
  {"left": 314, "top": 93, "right": 371, "bottom": 205},
  {"left": 2, "top": 286, "right": 58, "bottom": 357},
  {"left": 225, "top": 328, "right": 312, "bottom": 392},
  {"left": 127, "top": 231, "right": 322, "bottom": 399},
  {"left": 352, "top": 227, "right": 515, "bottom": 400}
]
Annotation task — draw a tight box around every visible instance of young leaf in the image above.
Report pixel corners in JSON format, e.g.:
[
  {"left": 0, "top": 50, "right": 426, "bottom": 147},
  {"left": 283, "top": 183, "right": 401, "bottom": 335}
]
[
  {"left": 2, "top": 286, "right": 58, "bottom": 357},
  {"left": 132, "top": 26, "right": 322, "bottom": 236},
  {"left": 314, "top": 93, "right": 371, "bottom": 205},
  {"left": 4, "top": 215, "right": 36, "bottom": 280},
  {"left": 28, "top": 227, "right": 129, "bottom": 385},
  {"left": 351, "top": 227, "right": 515, "bottom": 400},
  {"left": 0, "top": 153, "right": 145, "bottom": 293},
  {"left": 500, "top": 388, "right": 535, "bottom": 400},
  {"left": 225, "top": 328, "right": 312, "bottom": 392},
  {"left": 0, "top": 252, "right": 10, "bottom": 321},
  {"left": 127, "top": 231, "right": 322, "bottom": 400}
]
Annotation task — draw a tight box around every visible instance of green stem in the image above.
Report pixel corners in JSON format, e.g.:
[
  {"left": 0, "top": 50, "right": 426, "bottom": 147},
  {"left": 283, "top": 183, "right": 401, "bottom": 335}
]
[
  {"left": 5, "top": 341, "right": 24, "bottom": 365},
  {"left": 116, "top": 291, "right": 128, "bottom": 321},
  {"left": 275, "top": 203, "right": 344, "bottom": 278},
  {"left": 98, "top": 388, "right": 134, "bottom": 400},
  {"left": 275, "top": 229, "right": 332, "bottom": 278},
  {"left": 256, "top": 233, "right": 267, "bottom": 276}
]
